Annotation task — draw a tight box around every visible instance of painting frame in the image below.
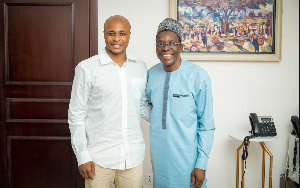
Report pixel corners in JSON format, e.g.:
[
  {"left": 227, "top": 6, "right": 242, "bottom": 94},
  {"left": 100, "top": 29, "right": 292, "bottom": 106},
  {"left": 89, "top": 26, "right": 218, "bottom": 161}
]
[{"left": 169, "top": 0, "right": 282, "bottom": 62}]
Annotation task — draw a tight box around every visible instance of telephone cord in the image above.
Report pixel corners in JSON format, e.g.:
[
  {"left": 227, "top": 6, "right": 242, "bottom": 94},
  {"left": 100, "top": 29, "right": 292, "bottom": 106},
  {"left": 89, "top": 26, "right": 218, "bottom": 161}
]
[
  {"left": 292, "top": 137, "right": 298, "bottom": 171},
  {"left": 241, "top": 160, "right": 247, "bottom": 188},
  {"left": 241, "top": 135, "right": 254, "bottom": 187}
]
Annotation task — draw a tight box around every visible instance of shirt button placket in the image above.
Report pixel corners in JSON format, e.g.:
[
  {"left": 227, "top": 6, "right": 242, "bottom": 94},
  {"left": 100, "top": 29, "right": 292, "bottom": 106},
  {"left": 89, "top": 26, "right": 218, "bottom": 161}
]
[
  {"left": 120, "top": 67, "right": 127, "bottom": 129},
  {"left": 120, "top": 66, "right": 129, "bottom": 168}
]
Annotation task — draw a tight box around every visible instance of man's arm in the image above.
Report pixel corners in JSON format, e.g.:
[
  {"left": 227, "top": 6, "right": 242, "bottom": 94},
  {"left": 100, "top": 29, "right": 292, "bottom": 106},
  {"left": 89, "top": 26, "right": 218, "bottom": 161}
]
[
  {"left": 191, "top": 74, "right": 215, "bottom": 187},
  {"left": 68, "top": 65, "right": 94, "bottom": 179},
  {"left": 140, "top": 89, "right": 152, "bottom": 122},
  {"left": 140, "top": 71, "right": 152, "bottom": 122}
]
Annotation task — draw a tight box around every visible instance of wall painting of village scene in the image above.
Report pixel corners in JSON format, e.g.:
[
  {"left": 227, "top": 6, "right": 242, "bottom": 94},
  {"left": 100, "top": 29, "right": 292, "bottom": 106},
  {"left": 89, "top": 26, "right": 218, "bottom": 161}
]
[{"left": 176, "top": 0, "right": 277, "bottom": 55}]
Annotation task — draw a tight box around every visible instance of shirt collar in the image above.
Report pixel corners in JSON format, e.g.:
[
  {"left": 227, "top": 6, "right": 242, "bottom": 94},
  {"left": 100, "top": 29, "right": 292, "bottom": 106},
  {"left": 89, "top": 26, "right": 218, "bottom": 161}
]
[{"left": 99, "top": 49, "right": 138, "bottom": 65}]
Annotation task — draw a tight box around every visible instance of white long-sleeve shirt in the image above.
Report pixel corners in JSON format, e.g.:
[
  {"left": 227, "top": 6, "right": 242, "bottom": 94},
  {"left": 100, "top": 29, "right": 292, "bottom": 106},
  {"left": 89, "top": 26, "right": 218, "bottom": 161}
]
[{"left": 68, "top": 49, "right": 148, "bottom": 170}]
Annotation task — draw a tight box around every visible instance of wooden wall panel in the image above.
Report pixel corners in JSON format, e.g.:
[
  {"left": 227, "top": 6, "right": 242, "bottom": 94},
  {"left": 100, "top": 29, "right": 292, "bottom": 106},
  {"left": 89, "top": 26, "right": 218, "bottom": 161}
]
[
  {"left": 5, "top": 3, "right": 74, "bottom": 85},
  {"left": 6, "top": 98, "right": 69, "bottom": 123},
  {"left": 7, "top": 136, "right": 77, "bottom": 188}
]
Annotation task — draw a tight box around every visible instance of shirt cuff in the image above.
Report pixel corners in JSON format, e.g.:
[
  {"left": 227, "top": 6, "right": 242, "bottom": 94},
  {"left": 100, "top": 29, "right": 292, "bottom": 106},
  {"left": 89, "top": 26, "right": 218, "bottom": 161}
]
[
  {"left": 194, "top": 156, "right": 208, "bottom": 170},
  {"left": 76, "top": 150, "right": 93, "bottom": 166}
]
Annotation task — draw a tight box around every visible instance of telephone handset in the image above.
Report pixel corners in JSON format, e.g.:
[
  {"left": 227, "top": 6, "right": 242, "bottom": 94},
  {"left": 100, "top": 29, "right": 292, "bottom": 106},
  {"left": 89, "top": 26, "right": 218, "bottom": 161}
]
[
  {"left": 291, "top": 116, "right": 299, "bottom": 137},
  {"left": 249, "top": 113, "right": 277, "bottom": 137}
]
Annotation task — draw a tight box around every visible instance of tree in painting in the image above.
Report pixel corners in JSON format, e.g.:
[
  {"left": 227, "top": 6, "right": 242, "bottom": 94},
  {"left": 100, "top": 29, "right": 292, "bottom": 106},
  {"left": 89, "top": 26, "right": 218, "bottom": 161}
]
[{"left": 178, "top": 0, "right": 275, "bottom": 53}]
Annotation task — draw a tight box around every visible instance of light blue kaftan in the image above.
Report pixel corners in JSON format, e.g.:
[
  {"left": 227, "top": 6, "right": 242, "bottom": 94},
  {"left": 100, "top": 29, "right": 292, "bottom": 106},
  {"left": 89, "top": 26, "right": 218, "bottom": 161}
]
[{"left": 146, "top": 59, "right": 215, "bottom": 188}]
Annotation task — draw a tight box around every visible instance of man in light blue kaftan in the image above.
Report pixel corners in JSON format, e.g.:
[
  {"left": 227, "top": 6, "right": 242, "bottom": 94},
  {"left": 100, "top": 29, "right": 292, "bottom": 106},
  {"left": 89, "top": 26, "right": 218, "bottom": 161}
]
[{"left": 146, "top": 18, "right": 215, "bottom": 188}]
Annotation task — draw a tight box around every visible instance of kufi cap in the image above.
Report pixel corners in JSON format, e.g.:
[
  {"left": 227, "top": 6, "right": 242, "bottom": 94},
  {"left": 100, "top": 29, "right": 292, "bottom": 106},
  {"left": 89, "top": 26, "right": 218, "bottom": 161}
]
[{"left": 156, "top": 18, "right": 183, "bottom": 39}]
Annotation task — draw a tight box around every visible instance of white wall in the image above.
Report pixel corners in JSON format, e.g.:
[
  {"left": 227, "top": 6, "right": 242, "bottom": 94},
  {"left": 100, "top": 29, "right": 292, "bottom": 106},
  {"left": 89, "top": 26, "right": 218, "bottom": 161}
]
[{"left": 98, "top": 0, "right": 299, "bottom": 187}]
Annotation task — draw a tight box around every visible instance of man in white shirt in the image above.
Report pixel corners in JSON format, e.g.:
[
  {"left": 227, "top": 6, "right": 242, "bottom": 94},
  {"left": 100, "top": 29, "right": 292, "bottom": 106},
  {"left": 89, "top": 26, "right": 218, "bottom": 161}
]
[{"left": 68, "top": 15, "right": 149, "bottom": 188}]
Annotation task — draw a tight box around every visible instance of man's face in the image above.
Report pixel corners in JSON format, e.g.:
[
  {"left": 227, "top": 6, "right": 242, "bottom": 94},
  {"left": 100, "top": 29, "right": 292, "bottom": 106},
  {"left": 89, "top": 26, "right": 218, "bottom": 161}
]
[
  {"left": 156, "top": 31, "right": 183, "bottom": 71},
  {"left": 104, "top": 17, "right": 131, "bottom": 56}
]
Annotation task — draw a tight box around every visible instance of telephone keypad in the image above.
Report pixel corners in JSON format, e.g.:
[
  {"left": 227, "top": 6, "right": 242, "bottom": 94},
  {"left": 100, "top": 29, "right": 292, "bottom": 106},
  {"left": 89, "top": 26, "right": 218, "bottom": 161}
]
[{"left": 260, "top": 122, "right": 277, "bottom": 136}]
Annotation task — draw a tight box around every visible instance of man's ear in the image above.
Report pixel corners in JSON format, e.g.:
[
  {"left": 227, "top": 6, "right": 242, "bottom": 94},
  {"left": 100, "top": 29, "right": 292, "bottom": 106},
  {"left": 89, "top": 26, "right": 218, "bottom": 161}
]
[{"left": 180, "top": 44, "right": 183, "bottom": 53}]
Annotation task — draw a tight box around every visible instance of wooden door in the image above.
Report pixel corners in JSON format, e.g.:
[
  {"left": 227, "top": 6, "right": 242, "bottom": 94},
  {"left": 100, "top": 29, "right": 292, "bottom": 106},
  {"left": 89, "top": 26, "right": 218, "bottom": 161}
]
[{"left": 0, "top": 0, "right": 98, "bottom": 187}]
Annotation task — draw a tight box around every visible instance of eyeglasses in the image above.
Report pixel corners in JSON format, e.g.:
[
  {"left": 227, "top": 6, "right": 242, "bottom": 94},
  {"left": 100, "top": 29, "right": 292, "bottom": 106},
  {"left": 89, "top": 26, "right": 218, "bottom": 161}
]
[{"left": 155, "top": 41, "right": 181, "bottom": 48}]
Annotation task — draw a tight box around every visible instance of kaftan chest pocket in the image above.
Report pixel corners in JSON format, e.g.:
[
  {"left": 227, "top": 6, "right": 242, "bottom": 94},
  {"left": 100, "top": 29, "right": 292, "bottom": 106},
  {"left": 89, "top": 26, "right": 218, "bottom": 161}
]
[
  {"left": 170, "top": 94, "right": 194, "bottom": 118},
  {"left": 131, "top": 78, "right": 146, "bottom": 99}
]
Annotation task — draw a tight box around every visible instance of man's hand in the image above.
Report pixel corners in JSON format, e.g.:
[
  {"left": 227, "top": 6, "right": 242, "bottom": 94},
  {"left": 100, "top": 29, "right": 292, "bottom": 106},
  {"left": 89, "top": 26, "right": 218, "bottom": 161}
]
[
  {"left": 78, "top": 161, "right": 95, "bottom": 180},
  {"left": 190, "top": 168, "right": 205, "bottom": 188}
]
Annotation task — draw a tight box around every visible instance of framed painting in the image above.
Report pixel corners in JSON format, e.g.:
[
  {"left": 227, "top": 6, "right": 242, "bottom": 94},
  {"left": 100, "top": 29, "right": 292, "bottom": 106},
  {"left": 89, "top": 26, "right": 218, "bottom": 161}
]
[{"left": 170, "top": 0, "right": 282, "bottom": 61}]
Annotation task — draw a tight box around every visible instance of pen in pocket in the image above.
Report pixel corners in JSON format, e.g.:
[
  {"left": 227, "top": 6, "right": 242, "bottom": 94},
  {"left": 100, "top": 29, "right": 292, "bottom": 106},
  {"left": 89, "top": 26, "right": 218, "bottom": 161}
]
[{"left": 173, "top": 94, "right": 189, "bottom": 98}]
